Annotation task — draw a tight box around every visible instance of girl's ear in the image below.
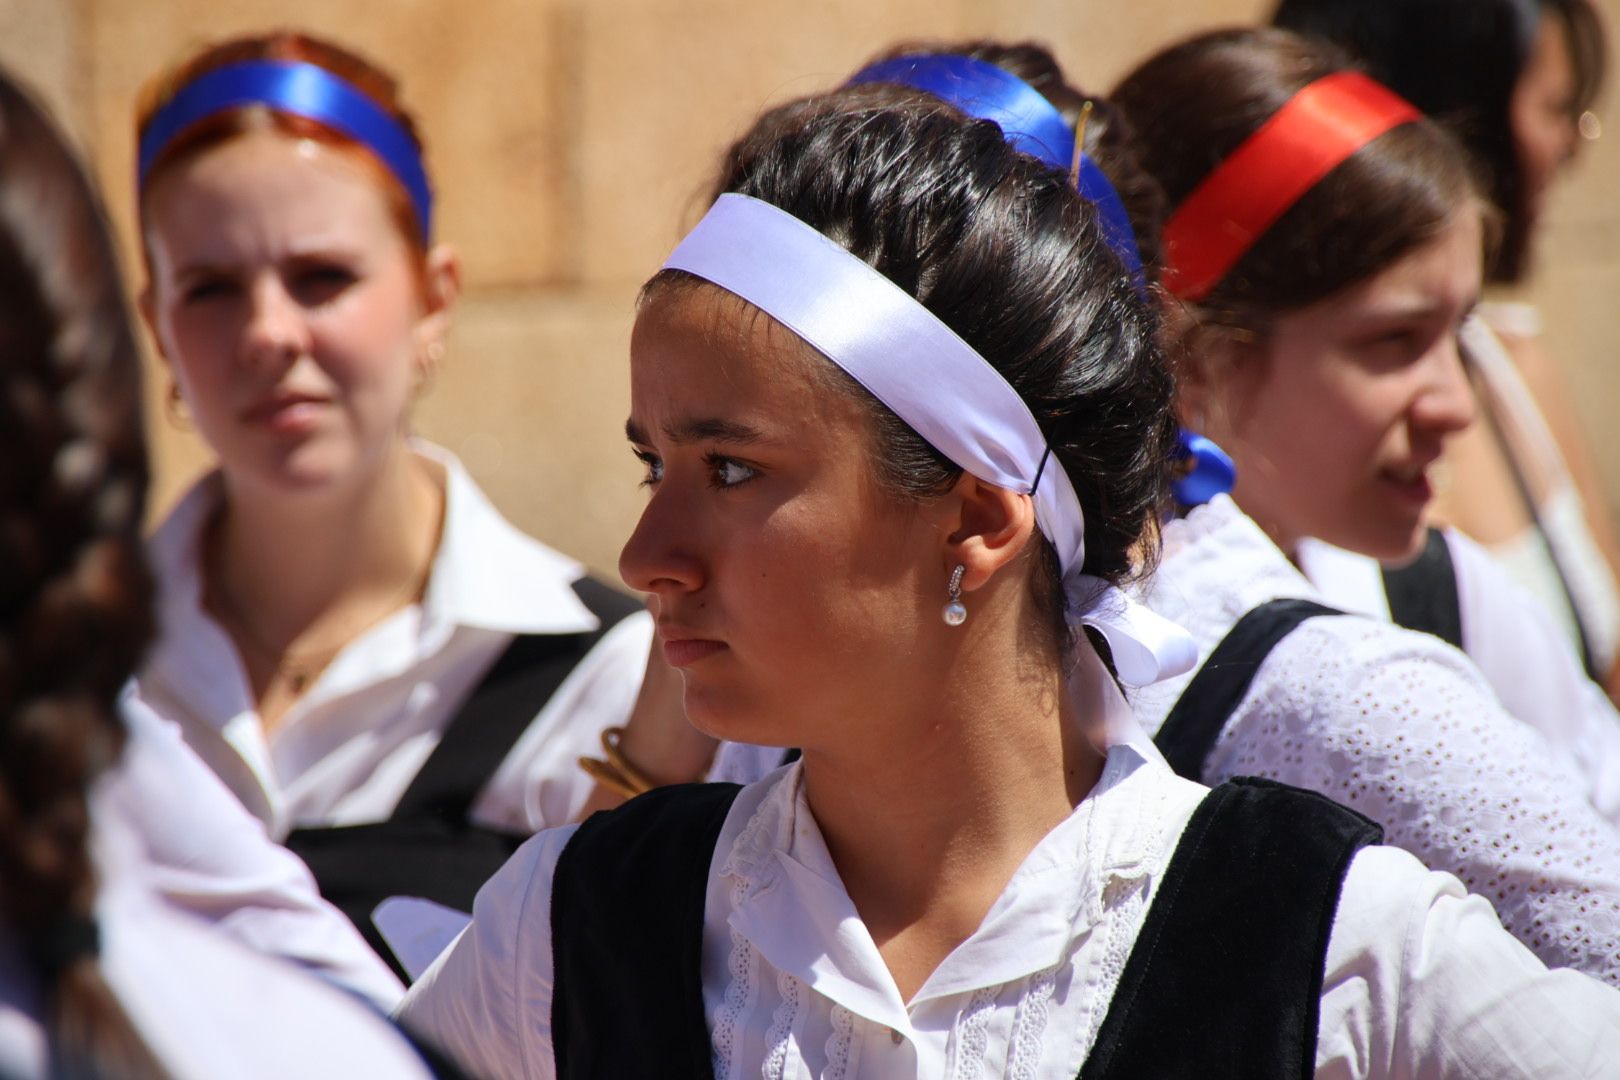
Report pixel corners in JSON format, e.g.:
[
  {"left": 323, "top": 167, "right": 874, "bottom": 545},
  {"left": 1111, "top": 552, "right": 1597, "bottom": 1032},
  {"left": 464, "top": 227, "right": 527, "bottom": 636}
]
[
  {"left": 415, "top": 243, "right": 462, "bottom": 355},
  {"left": 931, "top": 471, "right": 1039, "bottom": 592},
  {"left": 1169, "top": 316, "right": 1261, "bottom": 441}
]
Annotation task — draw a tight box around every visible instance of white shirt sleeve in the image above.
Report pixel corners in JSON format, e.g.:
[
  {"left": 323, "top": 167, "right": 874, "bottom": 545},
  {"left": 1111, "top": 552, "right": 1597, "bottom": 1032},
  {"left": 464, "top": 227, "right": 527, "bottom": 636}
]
[
  {"left": 1206, "top": 618, "right": 1620, "bottom": 986},
  {"left": 396, "top": 824, "right": 575, "bottom": 1080},
  {"left": 1321, "top": 845, "right": 1620, "bottom": 1078},
  {"left": 100, "top": 693, "right": 405, "bottom": 1011},
  {"left": 1444, "top": 527, "right": 1620, "bottom": 823}
]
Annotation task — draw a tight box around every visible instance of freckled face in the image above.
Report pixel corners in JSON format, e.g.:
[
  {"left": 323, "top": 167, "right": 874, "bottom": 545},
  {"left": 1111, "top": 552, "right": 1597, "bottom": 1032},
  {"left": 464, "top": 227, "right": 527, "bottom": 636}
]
[
  {"left": 1208, "top": 211, "right": 1483, "bottom": 561},
  {"left": 618, "top": 285, "right": 943, "bottom": 748},
  {"left": 143, "top": 130, "right": 430, "bottom": 493}
]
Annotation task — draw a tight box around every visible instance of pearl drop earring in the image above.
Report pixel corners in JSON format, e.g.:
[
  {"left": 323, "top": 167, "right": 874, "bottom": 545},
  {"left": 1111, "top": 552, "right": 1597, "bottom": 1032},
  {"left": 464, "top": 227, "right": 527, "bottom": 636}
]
[{"left": 943, "top": 565, "right": 967, "bottom": 626}]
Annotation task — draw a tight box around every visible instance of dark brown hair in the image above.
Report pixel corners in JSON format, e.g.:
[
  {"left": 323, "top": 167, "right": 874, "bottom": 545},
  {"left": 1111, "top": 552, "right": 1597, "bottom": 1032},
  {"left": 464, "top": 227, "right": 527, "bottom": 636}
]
[
  {"left": 647, "top": 84, "right": 1176, "bottom": 662},
  {"left": 1111, "top": 27, "right": 1485, "bottom": 330},
  {"left": 1273, "top": 0, "right": 1607, "bottom": 283},
  {"left": 862, "top": 40, "right": 1169, "bottom": 280},
  {"left": 135, "top": 30, "right": 431, "bottom": 262},
  {"left": 0, "top": 73, "right": 165, "bottom": 1078}
]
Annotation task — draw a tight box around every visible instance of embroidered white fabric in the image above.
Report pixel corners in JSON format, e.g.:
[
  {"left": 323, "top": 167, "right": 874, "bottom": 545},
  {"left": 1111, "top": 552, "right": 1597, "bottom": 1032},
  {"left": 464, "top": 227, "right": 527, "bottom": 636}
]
[
  {"left": 398, "top": 740, "right": 1620, "bottom": 1079},
  {"left": 1138, "top": 497, "right": 1620, "bottom": 985},
  {"left": 1297, "top": 526, "right": 1620, "bottom": 824}
]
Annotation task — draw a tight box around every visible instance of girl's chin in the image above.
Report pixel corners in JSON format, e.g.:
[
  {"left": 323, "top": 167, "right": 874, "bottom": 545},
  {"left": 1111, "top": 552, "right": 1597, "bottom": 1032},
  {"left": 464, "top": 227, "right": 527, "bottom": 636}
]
[{"left": 227, "top": 444, "right": 360, "bottom": 495}]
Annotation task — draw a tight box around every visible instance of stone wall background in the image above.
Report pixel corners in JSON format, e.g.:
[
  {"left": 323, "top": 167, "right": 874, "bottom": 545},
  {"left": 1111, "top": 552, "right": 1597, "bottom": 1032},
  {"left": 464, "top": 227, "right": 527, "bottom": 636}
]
[{"left": 2, "top": 0, "right": 1615, "bottom": 578}]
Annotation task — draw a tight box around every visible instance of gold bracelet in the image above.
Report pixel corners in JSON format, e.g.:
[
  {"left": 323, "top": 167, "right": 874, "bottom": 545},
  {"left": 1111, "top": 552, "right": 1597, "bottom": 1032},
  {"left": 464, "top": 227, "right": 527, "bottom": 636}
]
[
  {"left": 577, "top": 755, "right": 647, "bottom": 801},
  {"left": 599, "top": 726, "right": 660, "bottom": 793}
]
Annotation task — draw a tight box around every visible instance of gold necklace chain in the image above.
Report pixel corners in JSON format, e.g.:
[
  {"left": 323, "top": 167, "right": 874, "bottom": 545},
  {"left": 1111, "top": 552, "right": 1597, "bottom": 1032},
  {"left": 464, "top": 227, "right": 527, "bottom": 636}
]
[{"left": 209, "top": 545, "right": 433, "bottom": 695}]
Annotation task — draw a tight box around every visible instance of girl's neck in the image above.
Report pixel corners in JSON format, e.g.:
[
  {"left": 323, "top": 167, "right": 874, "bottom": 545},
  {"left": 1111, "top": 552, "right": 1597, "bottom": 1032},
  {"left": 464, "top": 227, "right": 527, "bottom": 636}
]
[
  {"left": 801, "top": 635, "right": 1108, "bottom": 1001},
  {"left": 208, "top": 441, "right": 446, "bottom": 656}
]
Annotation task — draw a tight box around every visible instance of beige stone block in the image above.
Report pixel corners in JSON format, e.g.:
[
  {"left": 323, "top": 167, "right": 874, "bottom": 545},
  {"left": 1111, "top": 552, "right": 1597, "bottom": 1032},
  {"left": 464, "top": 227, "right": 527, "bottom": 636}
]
[
  {"left": 83, "top": 0, "right": 571, "bottom": 294},
  {"left": 0, "top": 0, "right": 84, "bottom": 136},
  {"left": 412, "top": 289, "right": 646, "bottom": 580},
  {"left": 960, "top": 0, "right": 1271, "bottom": 91},
  {"left": 570, "top": 0, "right": 980, "bottom": 288}
]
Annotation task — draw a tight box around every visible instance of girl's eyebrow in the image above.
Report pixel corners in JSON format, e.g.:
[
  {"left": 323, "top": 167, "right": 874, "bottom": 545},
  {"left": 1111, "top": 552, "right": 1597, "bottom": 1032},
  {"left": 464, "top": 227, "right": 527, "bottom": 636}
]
[{"left": 624, "top": 416, "right": 765, "bottom": 446}]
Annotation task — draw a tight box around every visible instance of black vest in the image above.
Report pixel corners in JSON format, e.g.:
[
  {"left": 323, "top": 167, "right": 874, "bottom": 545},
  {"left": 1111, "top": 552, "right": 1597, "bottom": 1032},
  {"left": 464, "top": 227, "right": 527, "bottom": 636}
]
[
  {"left": 549, "top": 776, "right": 1381, "bottom": 1078},
  {"left": 1380, "top": 526, "right": 1465, "bottom": 652},
  {"left": 1154, "top": 598, "right": 1344, "bottom": 782},
  {"left": 285, "top": 576, "right": 640, "bottom": 980}
]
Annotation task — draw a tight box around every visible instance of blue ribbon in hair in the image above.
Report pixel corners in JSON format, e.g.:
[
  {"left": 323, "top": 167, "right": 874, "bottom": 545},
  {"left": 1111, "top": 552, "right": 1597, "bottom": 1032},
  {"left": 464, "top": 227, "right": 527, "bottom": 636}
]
[
  {"left": 848, "top": 53, "right": 1145, "bottom": 289},
  {"left": 138, "top": 60, "right": 433, "bottom": 242},
  {"left": 1173, "top": 429, "right": 1237, "bottom": 507}
]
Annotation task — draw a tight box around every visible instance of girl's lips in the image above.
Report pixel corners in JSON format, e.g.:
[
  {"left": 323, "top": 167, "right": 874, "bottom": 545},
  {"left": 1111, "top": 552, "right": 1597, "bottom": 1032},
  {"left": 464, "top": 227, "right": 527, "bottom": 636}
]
[
  {"left": 1379, "top": 467, "right": 1434, "bottom": 507},
  {"left": 242, "top": 395, "right": 327, "bottom": 434},
  {"left": 662, "top": 638, "right": 727, "bottom": 667}
]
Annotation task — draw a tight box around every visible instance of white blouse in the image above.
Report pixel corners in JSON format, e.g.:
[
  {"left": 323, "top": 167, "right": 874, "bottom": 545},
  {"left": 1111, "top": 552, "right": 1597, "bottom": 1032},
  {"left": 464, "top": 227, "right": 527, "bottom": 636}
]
[
  {"left": 1136, "top": 496, "right": 1620, "bottom": 985},
  {"left": 398, "top": 737, "right": 1620, "bottom": 1079},
  {"left": 1297, "top": 527, "right": 1620, "bottom": 823},
  {"left": 0, "top": 797, "right": 439, "bottom": 1080},
  {"left": 134, "top": 445, "right": 652, "bottom": 839},
  {"left": 100, "top": 692, "right": 405, "bottom": 1010}
]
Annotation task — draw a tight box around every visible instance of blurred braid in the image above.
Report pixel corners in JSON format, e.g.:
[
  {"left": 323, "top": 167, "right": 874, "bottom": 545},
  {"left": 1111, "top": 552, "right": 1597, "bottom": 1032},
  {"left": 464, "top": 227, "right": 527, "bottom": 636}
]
[{"left": 0, "top": 74, "right": 166, "bottom": 1080}]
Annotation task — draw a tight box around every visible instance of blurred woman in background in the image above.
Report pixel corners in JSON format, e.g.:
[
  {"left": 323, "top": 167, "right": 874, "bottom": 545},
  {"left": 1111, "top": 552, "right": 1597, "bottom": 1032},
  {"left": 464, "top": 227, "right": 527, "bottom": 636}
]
[
  {"left": 131, "top": 30, "right": 651, "bottom": 973},
  {"left": 0, "top": 66, "right": 449, "bottom": 1079},
  {"left": 1273, "top": 0, "right": 1620, "bottom": 695}
]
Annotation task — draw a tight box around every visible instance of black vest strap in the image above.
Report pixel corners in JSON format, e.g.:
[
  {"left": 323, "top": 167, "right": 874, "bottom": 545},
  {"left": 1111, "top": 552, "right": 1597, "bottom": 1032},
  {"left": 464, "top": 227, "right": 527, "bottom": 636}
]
[
  {"left": 1155, "top": 599, "right": 1343, "bottom": 781},
  {"left": 1380, "top": 527, "right": 1465, "bottom": 651},
  {"left": 392, "top": 577, "right": 643, "bottom": 823},
  {"left": 1078, "top": 776, "right": 1382, "bottom": 1079},
  {"left": 551, "top": 783, "right": 740, "bottom": 1080},
  {"left": 284, "top": 576, "right": 641, "bottom": 980}
]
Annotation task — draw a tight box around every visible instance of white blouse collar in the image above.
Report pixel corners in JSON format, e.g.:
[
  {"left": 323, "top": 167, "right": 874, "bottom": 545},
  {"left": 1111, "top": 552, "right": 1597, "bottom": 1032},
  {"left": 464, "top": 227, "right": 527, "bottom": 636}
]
[
  {"left": 142, "top": 443, "right": 602, "bottom": 738},
  {"left": 414, "top": 442, "right": 599, "bottom": 635},
  {"left": 719, "top": 717, "right": 1191, "bottom": 1033},
  {"left": 1148, "top": 495, "right": 1324, "bottom": 630},
  {"left": 1294, "top": 538, "right": 1390, "bottom": 620}
]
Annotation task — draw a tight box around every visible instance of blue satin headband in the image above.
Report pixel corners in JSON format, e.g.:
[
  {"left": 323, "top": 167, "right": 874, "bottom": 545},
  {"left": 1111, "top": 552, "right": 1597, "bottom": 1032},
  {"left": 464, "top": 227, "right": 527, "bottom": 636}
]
[
  {"left": 138, "top": 60, "right": 433, "bottom": 242},
  {"left": 848, "top": 53, "right": 1145, "bottom": 289}
]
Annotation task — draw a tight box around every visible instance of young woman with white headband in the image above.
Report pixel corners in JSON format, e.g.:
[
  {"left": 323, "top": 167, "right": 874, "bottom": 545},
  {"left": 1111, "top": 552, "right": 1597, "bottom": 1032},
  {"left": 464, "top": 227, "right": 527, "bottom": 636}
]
[
  {"left": 399, "top": 82, "right": 1620, "bottom": 1079},
  {"left": 688, "top": 39, "right": 1620, "bottom": 991}
]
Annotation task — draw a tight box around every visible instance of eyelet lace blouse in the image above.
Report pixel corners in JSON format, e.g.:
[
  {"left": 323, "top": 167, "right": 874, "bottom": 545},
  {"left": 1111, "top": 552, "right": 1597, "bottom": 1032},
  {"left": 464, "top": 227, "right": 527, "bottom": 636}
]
[{"left": 1136, "top": 496, "right": 1620, "bottom": 986}]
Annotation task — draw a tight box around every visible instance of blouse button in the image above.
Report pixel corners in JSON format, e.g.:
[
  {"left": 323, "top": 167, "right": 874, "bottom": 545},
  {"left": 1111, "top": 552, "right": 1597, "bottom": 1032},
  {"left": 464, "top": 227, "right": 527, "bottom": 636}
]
[{"left": 890, "top": 1028, "right": 903, "bottom": 1046}]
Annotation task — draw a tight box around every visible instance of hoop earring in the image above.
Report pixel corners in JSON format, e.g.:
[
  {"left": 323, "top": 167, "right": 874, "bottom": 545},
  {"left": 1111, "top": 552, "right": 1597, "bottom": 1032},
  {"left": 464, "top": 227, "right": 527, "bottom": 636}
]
[
  {"left": 943, "top": 565, "right": 967, "bottom": 626},
  {"left": 416, "top": 340, "right": 444, "bottom": 397},
  {"left": 165, "top": 381, "right": 193, "bottom": 431}
]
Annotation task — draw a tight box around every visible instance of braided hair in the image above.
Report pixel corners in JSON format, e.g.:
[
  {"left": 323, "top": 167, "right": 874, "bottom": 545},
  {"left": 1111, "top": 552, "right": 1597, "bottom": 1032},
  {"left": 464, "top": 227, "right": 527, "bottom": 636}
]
[{"left": 0, "top": 72, "right": 166, "bottom": 1079}]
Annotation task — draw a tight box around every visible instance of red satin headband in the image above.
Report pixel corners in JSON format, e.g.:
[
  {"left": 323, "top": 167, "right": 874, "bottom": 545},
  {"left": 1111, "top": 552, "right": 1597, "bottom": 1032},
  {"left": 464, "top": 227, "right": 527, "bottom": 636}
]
[{"left": 1161, "top": 71, "right": 1422, "bottom": 301}]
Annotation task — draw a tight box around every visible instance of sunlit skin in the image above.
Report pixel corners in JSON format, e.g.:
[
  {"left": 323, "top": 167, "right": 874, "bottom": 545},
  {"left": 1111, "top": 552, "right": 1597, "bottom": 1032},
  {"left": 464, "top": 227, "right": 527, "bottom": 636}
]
[
  {"left": 619, "top": 284, "right": 1105, "bottom": 999},
  {"left": 620, "top": 285, "right": 959, "bottom": 748},
  {"left": 1182, "top": 210, "right": 1483, "bottom": 562},
  {"left": 143, "top": 130, "right": 454, "bottom": 499}
]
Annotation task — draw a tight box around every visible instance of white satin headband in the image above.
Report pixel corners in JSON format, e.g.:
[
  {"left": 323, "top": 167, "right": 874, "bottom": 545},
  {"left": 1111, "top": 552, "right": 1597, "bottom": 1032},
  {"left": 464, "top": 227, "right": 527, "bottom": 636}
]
[{"left": 662, "top": 193, "right": 1195, "bottom": 686}]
